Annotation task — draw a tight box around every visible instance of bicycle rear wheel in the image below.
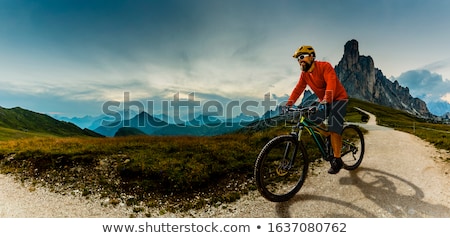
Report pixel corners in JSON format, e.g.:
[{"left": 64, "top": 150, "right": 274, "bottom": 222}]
[
  {"left": 341, "top": 124, "right": 365, "bottom": 170},
  {"left": 254, "top": 135, "right": 309, "bottom": 202}
]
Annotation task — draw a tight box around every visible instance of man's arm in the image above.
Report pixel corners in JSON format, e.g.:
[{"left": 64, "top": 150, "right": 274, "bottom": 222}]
[
  {"left": 286, "top": 75, "right": 307, "bottom": 106},
  {"left": 322, "top": 62, "right": 339, "bottom": 103}
]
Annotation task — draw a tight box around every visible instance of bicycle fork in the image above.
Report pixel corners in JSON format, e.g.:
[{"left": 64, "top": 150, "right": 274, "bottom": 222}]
[{"left": 276, "top": 134, "right": 299, "bottom": 176}]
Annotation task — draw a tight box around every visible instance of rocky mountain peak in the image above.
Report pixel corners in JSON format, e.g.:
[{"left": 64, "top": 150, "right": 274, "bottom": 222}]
[
  {"left": 342, "top": 39, "right": 360, "bottom": 68},
  {"left": 335, "top": 39, "right": 431, "bottom": 117}
]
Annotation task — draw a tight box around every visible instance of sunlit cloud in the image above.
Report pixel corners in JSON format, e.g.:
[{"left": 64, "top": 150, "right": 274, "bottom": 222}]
[{"left": 441, "top": 93, "right": 450, "bottom": 104}]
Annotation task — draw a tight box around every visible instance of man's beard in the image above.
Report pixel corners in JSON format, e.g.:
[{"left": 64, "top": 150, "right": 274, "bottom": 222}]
[{"left": 301, "top": 61, "right": 312, "bottom": 72}]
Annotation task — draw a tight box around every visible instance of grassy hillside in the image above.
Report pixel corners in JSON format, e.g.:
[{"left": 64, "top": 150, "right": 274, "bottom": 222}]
[
  {"left": 0, "top": 127, "right": 53, "bottom": 140},
  {"left": 0, "top": 99, "right": 448, "bottom": 216},
  {"left": 349, "top": 98, "right": 449, "bottom": 151},
  {"left": 0, "top": 106, "right": 103, "bottom": 140}
]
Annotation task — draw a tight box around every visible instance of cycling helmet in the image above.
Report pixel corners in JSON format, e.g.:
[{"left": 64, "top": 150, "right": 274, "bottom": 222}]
[{"left": 293, "top": 45, "right": 315, "bottom": 58}]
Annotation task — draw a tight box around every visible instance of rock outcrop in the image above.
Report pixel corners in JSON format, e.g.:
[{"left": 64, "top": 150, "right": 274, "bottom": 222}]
[{"left": 335, "top": 39, "right": 431, "bottom": 117}]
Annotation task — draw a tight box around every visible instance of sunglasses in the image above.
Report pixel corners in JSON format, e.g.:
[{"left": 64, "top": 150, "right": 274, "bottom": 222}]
[{"left": 296, "top": 54, "right": 310, "bottom": 60}]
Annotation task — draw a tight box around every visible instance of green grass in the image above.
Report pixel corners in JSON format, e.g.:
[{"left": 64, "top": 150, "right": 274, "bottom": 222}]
[
  {"left": 0, "top": 133, "right": 274, "bottom": 211},
  {"left": 0, "top": 127, "right": 55, "bottom": 141},
  {"left": 349, "top": 98, "right": 450, "bottom": 151}
]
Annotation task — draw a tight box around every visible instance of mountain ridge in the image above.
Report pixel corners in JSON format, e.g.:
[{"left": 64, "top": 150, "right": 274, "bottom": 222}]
[
  {"left": 0, "top": 106, "right": 103, "bottom": 139},
  {"left": 93, "top": 111, "right": 254, "bottom": 137},
  {"left": 336, "top": 39, "right": 432, "bottom": 118}
]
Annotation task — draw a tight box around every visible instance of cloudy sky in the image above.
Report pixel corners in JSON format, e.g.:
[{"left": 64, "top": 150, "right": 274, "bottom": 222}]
[{"left": 1, "top": 0, "right": 449, "bottom": 118}]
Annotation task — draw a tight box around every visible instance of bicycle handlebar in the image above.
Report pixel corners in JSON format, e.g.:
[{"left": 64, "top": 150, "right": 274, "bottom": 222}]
[
  {"left": 284, "top": 105, "right": 319, "bottom": 115},
  {"left": 287, "top": 105, "right": 318, "bottom": 112}
]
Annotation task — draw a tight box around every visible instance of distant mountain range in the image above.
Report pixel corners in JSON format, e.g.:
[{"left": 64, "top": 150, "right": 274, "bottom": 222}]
[
  {"left": 51, "top": 109, "right": 139, "bottom": 130},
  {"left": 51, "top": 114, "right": 106, "bottom": 130},
  {"left": 49, "top": 107, "right": 264, "bottom": 137},
  {"left": 94, "top": 111, "right": 259, "bottom": 137},
  {"left": 427, "top": 101, "right": 450, "bottom": 117}
]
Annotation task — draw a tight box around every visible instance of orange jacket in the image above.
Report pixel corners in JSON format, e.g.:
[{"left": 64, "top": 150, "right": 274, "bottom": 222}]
[{"left": 287, "top": 61, "right": 348, "bottom": 106}]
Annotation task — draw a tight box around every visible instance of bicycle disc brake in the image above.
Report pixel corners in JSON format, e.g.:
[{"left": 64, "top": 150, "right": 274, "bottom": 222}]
[{"left": 275, "top": 159, "right": 290, "bottom": 176}]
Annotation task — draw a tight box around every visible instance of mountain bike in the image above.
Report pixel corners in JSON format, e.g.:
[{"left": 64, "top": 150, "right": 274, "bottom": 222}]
[{"left": 254, "top": 106, "right": 365, "bottom": 202}]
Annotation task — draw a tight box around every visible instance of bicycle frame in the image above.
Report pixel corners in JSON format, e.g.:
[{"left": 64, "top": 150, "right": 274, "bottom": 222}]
[
  {"left": 287, "top": 107, "right": 362, "bottom": 163},
  {"left": 287, "top": 107, "right": 330, "bottom": 159},
  {"left": 254, "top": 106, "right": 365, "bottom": 202}
]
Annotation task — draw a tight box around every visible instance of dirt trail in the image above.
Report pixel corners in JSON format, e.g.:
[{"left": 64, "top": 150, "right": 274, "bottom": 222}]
[
  {"left": 217, "top": 109, "right": 450, "bottom": 217},
  {"left": 1, "top": 110, "right": 449, "bottom": 217}
]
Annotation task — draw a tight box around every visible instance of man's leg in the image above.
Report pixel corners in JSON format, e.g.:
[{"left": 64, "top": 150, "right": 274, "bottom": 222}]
[
  {"left": 330, "top": 132, "right": 342, "bottom": 158},
  {"left": 328, "top": 131, "right": 344, "bottom": 174},
  {"left": 327, "top": 100, "right": 347, "bottom": 174}
]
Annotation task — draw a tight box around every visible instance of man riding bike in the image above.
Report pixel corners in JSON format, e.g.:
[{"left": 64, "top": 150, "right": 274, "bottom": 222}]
[{"left": 286, "top": 45, "right": 349, "bottom": 174}]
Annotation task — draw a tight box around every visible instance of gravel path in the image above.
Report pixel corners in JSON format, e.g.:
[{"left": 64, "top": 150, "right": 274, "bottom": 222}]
[{"left": 1, "top": 110, "right": 449, "bottom": 217}]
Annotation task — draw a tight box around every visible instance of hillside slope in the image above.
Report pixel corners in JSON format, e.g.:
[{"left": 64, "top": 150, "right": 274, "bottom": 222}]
[{"left": 0, "top": 106, "right": 102, "bottom": 139}]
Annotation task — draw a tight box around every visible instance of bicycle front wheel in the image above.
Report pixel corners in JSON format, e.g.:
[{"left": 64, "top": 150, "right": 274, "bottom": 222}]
[
  {"left": 341, "top": 124, "right": 365, "bottom": 170},
  {"left": 254, "top": 135, "right": 309, "bottom": 202}
]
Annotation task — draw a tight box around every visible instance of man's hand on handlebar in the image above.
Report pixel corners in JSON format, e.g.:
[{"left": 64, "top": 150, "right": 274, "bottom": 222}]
[
  {"left": 280, "top": 105, "right": 291, "bottom": 115},
  {"left": 318, "top": 100, "right": 328, "bottom": 112}
]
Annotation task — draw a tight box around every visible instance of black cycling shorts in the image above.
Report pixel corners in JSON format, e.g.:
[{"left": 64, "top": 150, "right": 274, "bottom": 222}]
[{"left": 309, "top": 100, "right": 348, "bottom": 135}]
